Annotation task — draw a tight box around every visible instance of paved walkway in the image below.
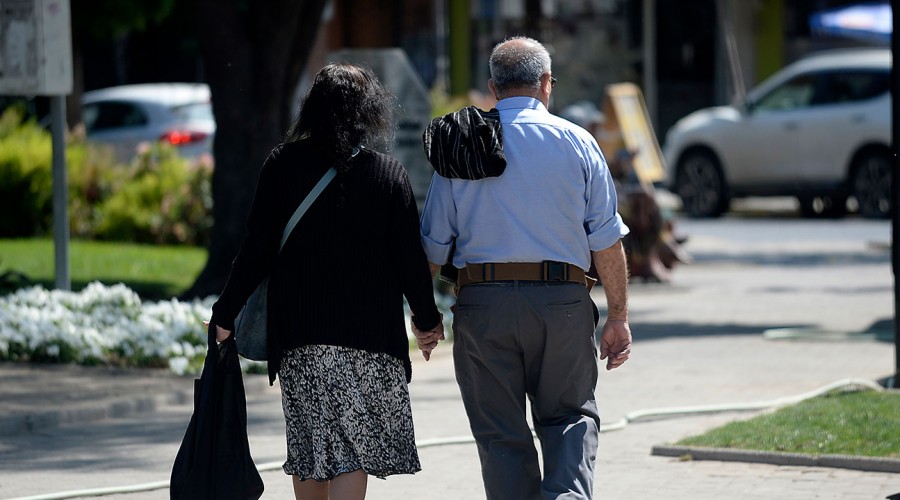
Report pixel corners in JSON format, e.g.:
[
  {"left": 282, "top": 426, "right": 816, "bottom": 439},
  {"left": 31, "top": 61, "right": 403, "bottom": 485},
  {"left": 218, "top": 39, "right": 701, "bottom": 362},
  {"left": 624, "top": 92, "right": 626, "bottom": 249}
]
[{"left": 0, "top": 218, "right": 897, "bottom": 499}]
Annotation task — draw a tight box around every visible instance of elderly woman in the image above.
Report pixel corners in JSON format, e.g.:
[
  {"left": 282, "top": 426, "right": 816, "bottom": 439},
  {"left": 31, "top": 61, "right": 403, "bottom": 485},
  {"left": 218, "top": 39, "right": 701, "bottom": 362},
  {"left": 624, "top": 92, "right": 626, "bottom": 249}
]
[{"left": 209, "top": 63, "right": 443, "bottom": 500}]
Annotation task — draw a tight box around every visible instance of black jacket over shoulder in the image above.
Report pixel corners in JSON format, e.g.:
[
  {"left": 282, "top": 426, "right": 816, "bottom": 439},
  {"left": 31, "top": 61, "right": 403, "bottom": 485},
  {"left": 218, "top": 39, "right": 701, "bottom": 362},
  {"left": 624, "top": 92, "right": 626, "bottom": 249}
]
[{"left": 211, "top": 140, "right": 441, "bottom": 384}]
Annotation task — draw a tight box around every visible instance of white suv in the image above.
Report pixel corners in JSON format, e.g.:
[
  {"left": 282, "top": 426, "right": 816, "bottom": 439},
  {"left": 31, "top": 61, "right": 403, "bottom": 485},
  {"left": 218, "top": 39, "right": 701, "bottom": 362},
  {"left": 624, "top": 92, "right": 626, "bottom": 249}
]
[{"left": 663, "top": 48, "right": 891, "bottom": 218}]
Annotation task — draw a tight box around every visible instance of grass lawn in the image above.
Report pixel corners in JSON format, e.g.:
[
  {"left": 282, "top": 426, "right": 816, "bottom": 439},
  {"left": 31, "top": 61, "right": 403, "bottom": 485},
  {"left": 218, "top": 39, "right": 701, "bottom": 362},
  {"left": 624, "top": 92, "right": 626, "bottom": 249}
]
[
  {"left": 676, "top": 390, "right": 900, "bottom": 458},
  {"left": 0, "top": 238, "right": 207, "bottom": 299}
]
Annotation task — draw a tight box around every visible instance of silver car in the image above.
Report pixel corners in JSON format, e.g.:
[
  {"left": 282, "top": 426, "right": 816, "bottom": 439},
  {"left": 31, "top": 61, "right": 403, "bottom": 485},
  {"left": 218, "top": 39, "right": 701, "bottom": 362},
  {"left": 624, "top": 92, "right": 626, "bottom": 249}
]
[
  {"left": 81, "top": 83, "right": 215, "bottom": 163},
  {"left": 663, "top": 48, "right": 891, "bottom": 218}
]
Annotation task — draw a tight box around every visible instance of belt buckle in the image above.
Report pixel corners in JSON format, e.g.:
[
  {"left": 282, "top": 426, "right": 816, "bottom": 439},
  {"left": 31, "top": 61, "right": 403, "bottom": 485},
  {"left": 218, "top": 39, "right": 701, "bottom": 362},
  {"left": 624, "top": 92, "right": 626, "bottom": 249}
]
[{"left": 542, "top": 261, "right": 567, "bottom": 282}]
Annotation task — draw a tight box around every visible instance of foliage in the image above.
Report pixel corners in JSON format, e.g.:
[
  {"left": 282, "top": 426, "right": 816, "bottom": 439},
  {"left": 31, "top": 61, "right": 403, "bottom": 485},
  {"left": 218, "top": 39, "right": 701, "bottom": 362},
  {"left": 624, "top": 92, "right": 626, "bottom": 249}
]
[
  {"left": 677, "top": 389, "right": 900, "bottom": 458},
  {"left": 0, "top": 110, "right": 55, "bottom": 236},
  {"left": 0, "top": 108, "right": 212, "bottom": 245},
  {"left": 0, "top": 282, "right": 213, "bottom": 375},
  {"left": 0, "top": 282, "right": 453, "bottom": 376},
  {"left": 0, "top": 238, "right": 206, "bottom": 300},
  {"left": 92, "top": 145, "right": 213, "bottom": 245},
  {"left": 429, "top": 87, "right": 479, "bottom": 118},
  {"left": 66, "top": 144, "right": 123, "bottom": 238}
]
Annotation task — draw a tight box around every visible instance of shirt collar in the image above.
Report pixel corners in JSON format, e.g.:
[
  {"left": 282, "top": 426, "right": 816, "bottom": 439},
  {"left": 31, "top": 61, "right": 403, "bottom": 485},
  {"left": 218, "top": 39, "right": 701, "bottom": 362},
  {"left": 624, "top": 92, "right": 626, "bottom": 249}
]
[{"left": 495, "top": 96, "right": 546, "bottom": 112}]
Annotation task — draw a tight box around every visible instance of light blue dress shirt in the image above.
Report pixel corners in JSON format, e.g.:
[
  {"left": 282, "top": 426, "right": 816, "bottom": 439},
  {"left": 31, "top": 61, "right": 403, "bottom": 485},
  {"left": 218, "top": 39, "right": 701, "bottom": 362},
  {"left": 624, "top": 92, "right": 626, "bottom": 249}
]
[{"left": 420, "top": 96, "right": 629, "bottom": 272}]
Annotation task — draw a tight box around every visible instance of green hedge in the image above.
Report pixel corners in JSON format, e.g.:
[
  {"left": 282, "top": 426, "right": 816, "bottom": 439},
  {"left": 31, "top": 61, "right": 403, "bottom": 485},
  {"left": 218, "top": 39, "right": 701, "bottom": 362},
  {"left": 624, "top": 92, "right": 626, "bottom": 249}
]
[
  {"left": 0, "top": 109, "right": 55, "bottom": 236},
  {"left": 0, "top": 108, "right": 212, "bottom": 245}
]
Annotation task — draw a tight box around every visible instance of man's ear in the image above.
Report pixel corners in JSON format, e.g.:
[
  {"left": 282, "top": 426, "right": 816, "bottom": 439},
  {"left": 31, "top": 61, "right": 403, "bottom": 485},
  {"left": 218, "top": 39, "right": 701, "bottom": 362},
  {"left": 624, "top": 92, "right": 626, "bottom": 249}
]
[
  {"left": 488, "top": 79, "right": 499, "bottom": 101},
  {"left": 540, "top": 73, "right": 553, "bottom": 97}
]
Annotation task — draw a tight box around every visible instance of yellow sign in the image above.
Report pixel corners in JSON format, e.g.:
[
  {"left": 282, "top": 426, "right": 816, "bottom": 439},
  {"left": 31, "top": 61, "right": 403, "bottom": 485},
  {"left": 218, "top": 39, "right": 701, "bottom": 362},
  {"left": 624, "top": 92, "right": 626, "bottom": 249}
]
[{"left": 599, "top": 83, "right": 665, "bottom": 185}]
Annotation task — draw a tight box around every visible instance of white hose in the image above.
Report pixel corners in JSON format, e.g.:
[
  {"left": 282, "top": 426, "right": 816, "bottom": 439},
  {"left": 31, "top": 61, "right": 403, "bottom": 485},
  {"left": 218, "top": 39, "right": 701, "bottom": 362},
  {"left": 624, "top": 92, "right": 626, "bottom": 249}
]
[
  {"left": 5, "top": 378, "right": 883, "bottom": 500},
  {"left": 600, "top": 377, "right": 883, "bottom": 432}
]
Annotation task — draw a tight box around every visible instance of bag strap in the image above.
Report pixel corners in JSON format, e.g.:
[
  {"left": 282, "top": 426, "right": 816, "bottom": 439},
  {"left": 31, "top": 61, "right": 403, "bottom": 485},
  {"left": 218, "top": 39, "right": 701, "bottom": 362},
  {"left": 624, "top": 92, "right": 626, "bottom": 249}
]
[
  {"left": 279, "top": 167, "right": 336, "bottom": 252},
  {"left": 278, "top": 146, "right": 360, "bottom": 252}
]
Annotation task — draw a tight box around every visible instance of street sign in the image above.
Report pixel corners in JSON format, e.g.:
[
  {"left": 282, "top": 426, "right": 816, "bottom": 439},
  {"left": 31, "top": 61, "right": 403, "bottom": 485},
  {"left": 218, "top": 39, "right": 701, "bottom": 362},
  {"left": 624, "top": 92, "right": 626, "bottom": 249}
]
[
  {"left": 0, "top": 0, "right": 73, "bottom": 95},
  {"left": 599, "top": 83, "right": 666, "bottom": 186}
]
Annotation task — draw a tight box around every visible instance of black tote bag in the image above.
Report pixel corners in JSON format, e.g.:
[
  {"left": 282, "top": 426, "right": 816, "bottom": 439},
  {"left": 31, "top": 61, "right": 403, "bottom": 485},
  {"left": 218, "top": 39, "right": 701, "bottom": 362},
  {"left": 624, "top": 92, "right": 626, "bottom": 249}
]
[{"left": 170, "top": 326, "right": 264, "bottom": 500}]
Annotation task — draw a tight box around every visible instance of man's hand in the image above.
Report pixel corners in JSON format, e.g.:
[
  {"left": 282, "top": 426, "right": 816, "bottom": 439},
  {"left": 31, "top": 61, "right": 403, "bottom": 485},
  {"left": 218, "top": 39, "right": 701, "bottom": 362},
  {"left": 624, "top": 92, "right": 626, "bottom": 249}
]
[
  {"left": 599, "top": 319, "right": 631, "bottom": 370},
  {"left": 411, "top": 315, "right": 445, "bottom": 361}
]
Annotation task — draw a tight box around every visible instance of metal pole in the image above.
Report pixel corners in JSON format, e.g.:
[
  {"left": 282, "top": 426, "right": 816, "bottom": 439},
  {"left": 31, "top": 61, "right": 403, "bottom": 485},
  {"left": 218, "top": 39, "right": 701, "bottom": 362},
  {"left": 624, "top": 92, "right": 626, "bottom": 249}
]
[
  {"left": 642, "top": 0, "right": 657, "bottom": 131},
  {"left": 715, "top": 0, "right": 746, "bottom": 103},
  {"left": 50, "top": 95, "right": 70, "bottom": 291},
  {"left": 448, "top": 0, "right": 470, "bottom": 96},
  {"left": 434, "top": 0, "right": 448, "bottom": 94},
  {"left": 891, "top": 4, "right": 899, "bottom": 388}
]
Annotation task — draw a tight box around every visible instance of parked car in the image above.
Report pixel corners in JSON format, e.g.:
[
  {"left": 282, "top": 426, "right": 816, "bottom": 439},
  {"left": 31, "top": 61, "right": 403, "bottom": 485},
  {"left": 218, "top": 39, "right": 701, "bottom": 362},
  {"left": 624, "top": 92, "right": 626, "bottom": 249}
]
[
  {"left": 81, "top": 83, "right": 215, "bottom": 163},
  {"left": 663, "top": 48, "right": 891, "bottom": 218}
]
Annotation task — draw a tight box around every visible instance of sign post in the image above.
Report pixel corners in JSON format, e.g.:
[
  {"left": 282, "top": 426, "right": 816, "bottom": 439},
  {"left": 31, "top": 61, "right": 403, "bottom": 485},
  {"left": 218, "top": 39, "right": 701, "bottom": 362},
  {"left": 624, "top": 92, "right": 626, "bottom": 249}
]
[
  {"left": 49, "top": 95, "right": 69, "bottom": 289},
  {"left": 0, "top": 0, "right": 74, "bottom": 289},
  {"left": 890, "top": 4, "right": 898, "bottom": 389}
]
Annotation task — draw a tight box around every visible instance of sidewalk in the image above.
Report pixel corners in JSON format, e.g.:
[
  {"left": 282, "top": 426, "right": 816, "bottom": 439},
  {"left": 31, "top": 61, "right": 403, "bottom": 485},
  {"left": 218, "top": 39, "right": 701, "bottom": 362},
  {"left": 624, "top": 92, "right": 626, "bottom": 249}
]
[{"left": 0, "top": 218, "right": 896, "bottom": 499}]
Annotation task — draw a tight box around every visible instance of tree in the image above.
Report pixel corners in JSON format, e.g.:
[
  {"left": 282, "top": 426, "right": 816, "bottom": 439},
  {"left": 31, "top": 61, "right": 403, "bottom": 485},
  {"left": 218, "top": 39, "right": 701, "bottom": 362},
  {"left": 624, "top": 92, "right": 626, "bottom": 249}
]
[{"left": 181, "top": 0, "right": 328, "bottom": 298}]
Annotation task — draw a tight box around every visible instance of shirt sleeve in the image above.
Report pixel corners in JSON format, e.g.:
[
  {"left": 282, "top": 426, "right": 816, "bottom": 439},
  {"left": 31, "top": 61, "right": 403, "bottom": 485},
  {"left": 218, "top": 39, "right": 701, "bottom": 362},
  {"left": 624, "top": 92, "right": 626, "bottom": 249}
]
[
  {"left": 583, "top": 142, "right": 630, "bottom": 251},
  {"left": 419, "top": 173, "right": 458, "bottom": 265}
]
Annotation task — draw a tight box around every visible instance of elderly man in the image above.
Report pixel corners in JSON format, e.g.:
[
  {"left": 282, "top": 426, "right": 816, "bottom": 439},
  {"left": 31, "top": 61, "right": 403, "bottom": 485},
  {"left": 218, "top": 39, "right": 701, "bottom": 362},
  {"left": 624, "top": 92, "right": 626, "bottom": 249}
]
[{"left": 416, "top": 36, "right": 632, "bottom": 499}]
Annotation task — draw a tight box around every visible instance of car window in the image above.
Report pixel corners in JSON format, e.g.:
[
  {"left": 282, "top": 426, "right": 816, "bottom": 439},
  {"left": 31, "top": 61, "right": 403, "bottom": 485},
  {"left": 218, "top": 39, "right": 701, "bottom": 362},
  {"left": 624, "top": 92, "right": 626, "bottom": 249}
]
[
  {"left": 84, "top": 102, "right": 148, "bottom": 132},
  {"left": 170, "top": 103, "right": 213, "bottom": 123},
  {"left": 753, "top": 74, "right": 816, "bottom": 112},
  {"left": 811, "top": 70, "right": 890, "bottom": 105}
]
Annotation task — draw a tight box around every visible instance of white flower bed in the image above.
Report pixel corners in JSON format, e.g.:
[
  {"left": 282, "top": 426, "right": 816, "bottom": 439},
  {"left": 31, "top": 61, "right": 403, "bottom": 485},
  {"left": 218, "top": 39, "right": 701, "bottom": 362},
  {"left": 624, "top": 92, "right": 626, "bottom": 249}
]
[
  {"left": 0, "top": 282, "right": 455, "bottom": 376},
  {"left": 0, "top": 282, "right": 213, "bottom": 375}
]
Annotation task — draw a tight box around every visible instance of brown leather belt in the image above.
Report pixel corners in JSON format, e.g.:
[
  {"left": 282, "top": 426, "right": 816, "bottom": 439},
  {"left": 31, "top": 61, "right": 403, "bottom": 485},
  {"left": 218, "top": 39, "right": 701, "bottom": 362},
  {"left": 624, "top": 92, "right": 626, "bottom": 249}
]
[{"left": 457, "top": 261, "right": 594, "bottom": 290}]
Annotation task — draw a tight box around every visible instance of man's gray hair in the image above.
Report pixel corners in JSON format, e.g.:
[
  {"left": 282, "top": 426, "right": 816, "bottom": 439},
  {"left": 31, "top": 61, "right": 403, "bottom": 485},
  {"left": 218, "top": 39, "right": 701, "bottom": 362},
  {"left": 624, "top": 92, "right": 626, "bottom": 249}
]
[{"left": 489, "top": 36, "right": 551, "bottom": 94}]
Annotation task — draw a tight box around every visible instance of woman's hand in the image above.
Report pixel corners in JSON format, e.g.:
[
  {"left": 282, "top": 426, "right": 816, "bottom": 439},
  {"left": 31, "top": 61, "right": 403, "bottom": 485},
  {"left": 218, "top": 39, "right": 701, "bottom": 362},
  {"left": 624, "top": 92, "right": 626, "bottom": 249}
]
[
  {"left": 203, "top": 320, "right": 233, "bottom": 343},
  {"left": 410, "top": 314, "right": 445, "bottom": 361}
]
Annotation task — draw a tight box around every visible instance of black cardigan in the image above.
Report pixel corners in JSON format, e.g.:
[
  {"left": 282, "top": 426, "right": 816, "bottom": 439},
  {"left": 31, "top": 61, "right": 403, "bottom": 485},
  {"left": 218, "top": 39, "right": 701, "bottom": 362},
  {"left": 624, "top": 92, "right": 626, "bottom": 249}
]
[{"left": 211, "top": 140, "right": 442, "bottom": 384}]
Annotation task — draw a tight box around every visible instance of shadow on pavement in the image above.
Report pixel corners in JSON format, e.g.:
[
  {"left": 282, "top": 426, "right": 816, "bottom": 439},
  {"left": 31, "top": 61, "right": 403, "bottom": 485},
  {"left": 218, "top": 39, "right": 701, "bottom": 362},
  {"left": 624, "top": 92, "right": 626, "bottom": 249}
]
[
  {"left": 0, "top": 417, "right": 186, "bottom": 472},
  {"left": 689, "top": 250, "right": 888, "bottom": 267},
  {"left": 629, "top": 322, "right": 803, "bottom": 340}
]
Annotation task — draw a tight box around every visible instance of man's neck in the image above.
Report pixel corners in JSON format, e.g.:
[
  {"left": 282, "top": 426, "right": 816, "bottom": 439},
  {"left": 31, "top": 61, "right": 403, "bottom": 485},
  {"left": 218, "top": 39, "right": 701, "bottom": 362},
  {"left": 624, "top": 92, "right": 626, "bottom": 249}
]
[
  {"left": 498, "top": 87, "right": 540, "bottom": 101},
  {"left": 498, "top": 93, "right": 548, "bottom": 110}
]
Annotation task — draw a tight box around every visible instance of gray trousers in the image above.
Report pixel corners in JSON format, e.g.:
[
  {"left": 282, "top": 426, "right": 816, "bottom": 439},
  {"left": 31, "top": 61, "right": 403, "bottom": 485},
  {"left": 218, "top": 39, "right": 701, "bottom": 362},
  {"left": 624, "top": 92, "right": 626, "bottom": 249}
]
[{"left": 452, "top": 281, "right": 600, "bottom": 500}]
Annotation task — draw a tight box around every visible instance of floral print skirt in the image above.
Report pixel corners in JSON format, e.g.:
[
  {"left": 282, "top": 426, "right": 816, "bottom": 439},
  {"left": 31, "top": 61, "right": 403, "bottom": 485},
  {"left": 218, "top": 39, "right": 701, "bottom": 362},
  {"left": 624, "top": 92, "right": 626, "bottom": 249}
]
[{"left": 278, "top": 344, "right": 421, "bottom": 481}]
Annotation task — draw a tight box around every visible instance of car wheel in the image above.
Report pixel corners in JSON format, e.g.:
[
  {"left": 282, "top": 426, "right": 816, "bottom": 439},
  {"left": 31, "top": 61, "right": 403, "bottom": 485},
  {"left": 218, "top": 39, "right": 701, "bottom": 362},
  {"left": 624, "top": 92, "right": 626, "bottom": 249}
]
[
  {"left": 675, "top": 149, "right": 729, "bottom": 218},
  {"left": 797, "top": 195, "right": 848, "bottom": 218},
  {"left": 851, "top": 150, "right": 892, "bottom": 219}
]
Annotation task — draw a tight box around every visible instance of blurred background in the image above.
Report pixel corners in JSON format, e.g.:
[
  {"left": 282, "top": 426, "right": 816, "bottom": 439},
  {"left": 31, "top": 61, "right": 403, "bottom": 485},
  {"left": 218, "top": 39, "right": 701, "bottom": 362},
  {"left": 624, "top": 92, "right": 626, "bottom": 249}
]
[
  {"left": 6, "top": 1, "right": 889, "bottom": 136},
  {"left": 0, "top": 0, "right": 893, "bottom": 297}
]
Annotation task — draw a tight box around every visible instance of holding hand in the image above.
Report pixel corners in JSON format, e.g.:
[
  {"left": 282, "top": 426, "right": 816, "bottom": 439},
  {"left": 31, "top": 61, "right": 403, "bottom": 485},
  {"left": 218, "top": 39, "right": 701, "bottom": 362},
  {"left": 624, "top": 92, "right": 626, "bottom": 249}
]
[{"left": 410, "top": 314, "right": 445, "bottom": 361}]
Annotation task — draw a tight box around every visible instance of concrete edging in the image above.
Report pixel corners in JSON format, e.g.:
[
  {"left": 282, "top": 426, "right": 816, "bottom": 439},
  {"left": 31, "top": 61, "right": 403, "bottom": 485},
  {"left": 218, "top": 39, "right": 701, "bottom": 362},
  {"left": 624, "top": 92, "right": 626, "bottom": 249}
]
[
  {"left": 651, "top": 444, "right": 900, "bottom": 474},
  {"left": 0, "top": 369, "right": 275, "bottom": 438},
  {"left": 0, "top": 391, "right": 191, "bottom": 437}
]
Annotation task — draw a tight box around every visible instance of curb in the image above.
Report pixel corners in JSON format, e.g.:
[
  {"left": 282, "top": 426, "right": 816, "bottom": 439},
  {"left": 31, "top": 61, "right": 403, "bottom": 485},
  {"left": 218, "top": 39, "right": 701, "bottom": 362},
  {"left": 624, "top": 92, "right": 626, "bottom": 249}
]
[
  {"left": 0, "top": 371, "right": 272, "bottom": 438},
  {"left": 0, "top": 390, "right": 193, "bottom": 437},
  {"left": 651, "top": 444, "right": 900, "bottom": 474}
]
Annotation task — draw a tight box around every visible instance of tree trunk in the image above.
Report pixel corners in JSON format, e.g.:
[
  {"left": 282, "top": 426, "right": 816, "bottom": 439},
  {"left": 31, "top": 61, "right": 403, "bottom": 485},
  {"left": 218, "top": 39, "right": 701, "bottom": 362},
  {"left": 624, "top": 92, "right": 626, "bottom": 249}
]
[
  {"left": 181, "top": 0, "right": 327, "bottom": 299},
  {"left": 524, "top": 0, "right": 542, "bottom": 38}
]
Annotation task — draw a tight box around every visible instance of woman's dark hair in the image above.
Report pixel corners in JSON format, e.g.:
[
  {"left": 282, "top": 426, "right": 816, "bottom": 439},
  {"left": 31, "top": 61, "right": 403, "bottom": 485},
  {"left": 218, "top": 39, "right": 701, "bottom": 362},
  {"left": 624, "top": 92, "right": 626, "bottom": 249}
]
[{"left": 286, "top": 63, "right": 395, "bottom": 170}]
